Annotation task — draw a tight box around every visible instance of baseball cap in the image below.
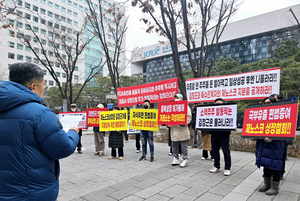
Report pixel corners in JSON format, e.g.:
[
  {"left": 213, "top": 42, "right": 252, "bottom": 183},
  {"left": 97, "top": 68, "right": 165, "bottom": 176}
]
[
  {"left": 174, "top": 94, "right": 183, "bottom": 98},
  {"left": 136, "top": 103, "right": 143, "bottom": 109},
  {"left": 97, "top": 104, "right": 104, "bottom": 108},
  {"left": 70, "top": 103, "right": 77, "bottom": 107}
]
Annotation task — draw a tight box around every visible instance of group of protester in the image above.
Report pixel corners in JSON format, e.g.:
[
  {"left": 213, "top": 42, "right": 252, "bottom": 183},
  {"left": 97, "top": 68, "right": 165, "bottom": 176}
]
[{"left": 0, "top": 62, "right": 290, "bottom": 200}]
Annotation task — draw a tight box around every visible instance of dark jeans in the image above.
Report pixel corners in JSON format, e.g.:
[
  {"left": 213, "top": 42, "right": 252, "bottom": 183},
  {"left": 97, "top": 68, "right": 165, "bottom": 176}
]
[
  {"left": 123, "top": 131, "right": 128, "bottom": 141},
  {"left": 141, "top": 130, "right": 154, "bottom": 156},
  {"left": 281, "top": 143, "right": 288, "bottom": 176},
  {"left": 264, "top": 167, "right": 281, "bottom": 182},
  {"left": 203, "top": 150, "right": 213, "bottom": 159},
  {"left": 111, "top": 148, "right": 124, "bottom": 157},
  {"left": 77, "top": 130, "right": 82, "bottom": 151},
  {"left": 136, "top": 134, "right": 141, "bottom": 150},
  {"left": 211, "top": 135, "right": 231, "bottom": 170}
]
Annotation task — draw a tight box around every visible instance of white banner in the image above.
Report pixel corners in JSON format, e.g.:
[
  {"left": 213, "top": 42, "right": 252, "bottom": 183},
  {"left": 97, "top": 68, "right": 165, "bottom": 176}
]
[
  {"left": 127, "top": 120, "right": 140, "bottom": 134},
  {"left": 196, "top": 104, "right": 237, "bottom": 130},
  {"left": 186, "top": 67, "right": 280, "bottom": 103}
]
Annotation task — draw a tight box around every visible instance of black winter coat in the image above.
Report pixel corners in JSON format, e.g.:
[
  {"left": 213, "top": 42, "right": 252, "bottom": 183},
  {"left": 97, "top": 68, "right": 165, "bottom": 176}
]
[{"left": 109, "top": 131, "right": 123, "bottom": 148}]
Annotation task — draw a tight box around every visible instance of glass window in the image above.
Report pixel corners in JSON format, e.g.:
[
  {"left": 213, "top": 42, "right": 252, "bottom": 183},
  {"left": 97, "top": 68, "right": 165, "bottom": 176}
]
[
  {"left": 54, "top": 23, "right": 59, "bottom": 29},
  {"left": 73, "top": 12, "right": 77, "bottom": 17},
  {"left": 48, "top": 1, "right": 53, "bottom": 7},
  {"left": 25, "top": 24, "right": 30, "bottom": 30},
  {"left": 61, "top": 26, "right": 66, "bottom": 31},
  {"left": 84, "top": 8, "right": 88, "bottom": 12},
  {"left": 25, "top": 13, "right": 31, "bottom": 20},
  {"left": 48, "top": 31, "right": 53, "bottom": 37},
  {"left": 34, "top": 58, "right": 39, "bottom": 64},
  {"left": 8, "top": 19, "right": 14, "bottom": 25},
  {"left": 61, "top": 16, "right": 66, "bottom": 22},
  {"left": 26, "top": 56, "right": 32, "bottom": 62},
  {"left": 17, "top": 44, "right": 24, "bottom": 50},
  {"left": 25, "top": 46, "right": 31, "bottom": 51},
  {"left": 56, "top": 72, "right": 60, "bottom": 77},
  {"left": 48, "top": 11, "right": 53, "bottom": 17},
  {"left": 40, "top": 8, "right": 45, "bottom": 14},
  {"left": 40, "top": 0, "right": 45, "bottom": 4},
  {"left": 48, "top": 21, "right": 53, "bottom": 27},
  {"left": 68, "top": 0, "right": 71, "bottom": 5},
  {"left": 73, "top": 3, "right": 77, "bottom": 8},
  {"left": 95, "top": 4, "right": 98, "bottom": 9},
  {"left": 49, "top": 81, "right": 54, "bottom": 86},
  {"left": 25, "top": 2, "right": 31, "bottom": 9},
  {"left": 67, "top": 9, "right": 72, "bottom": 15},
  {"left": 17, "top": 0, "right": 22, "bottom": 6},
  {"left": 54, "top": 14, "right": 60, "bottom": 19},
  {"left": 33, "top": 16, "right": 38, "bottom": 22},
  {"left": 61, "top": 7, "right": 66, "bottom": 12},
  {"left": 16, "top": 10, "right": 23, "bottom": 17},
  {"left": 61, "top": 0, "right": 65, "bottom": 2},
  {"left": 8, "top": 41, "right": 15, "bottom": 48},
  {"left": 68, "top": 37, "right": 72, "bottom": 42},
  {"left": 16, "top": 22, "right": 23, "bottom": 28},
  {"left": 25, "top": 35, "right": 31, "bottom": 41},
  {"left": 33, "top": 26, "right": 39, "bottom": 33},
  {"left": 48, "top": 51, "right": 53, "bottom": 56},
  {"left": 79, "top": 5, "right": 83, "bottom": 11},
  {"left": 41, "top": 39, "right": 46, "bottom": 45},
  {"left": 67, "top": 28, "right": 72, "bottom": 33},
  {"left": 84, "top": 0, "right": 87, "bottom": 4},
  {"left": 8, "top": 53, "right": 15, "bottom": 59},
  {"left": 17, "top": 32, "right": 24, "bottom": 38},
  {"left": 74, "top": 75, "right": 78, "bottom": 80},
  {"left": 7, "top": 30, "right": 14, "bottom": 37},
  {"left": 55, "top": 63, "right": 60, "bottom": 68},
  {"left": 40, "top": 19, "right": 46, "bottom": 24},
  {"left": 33, "top": 47, "right": 39, "bottom": 53},
  {"left": 41, "top": 29, "right": 46, "bottom": 35},
  {"left": 73, "top": 21, "right": 77, "bottom": 26},
  {"left": 75, "top": 66, "right": 78, "bottom": 71},
  {"left": 44, "top": 80, "right": 47, "bottom": 85},
  {"left": 54, "top": 4, "right": 59, "bottom": 10},
  {"left": 33, "top": 5, "right": 38, "bottom": 11},
  {"left": 62, "top": 73, "right": 66, "bottom": 78},
  {"left": 17, "top": 54, "right": 23, "bottom": 61},
  {"left": 33, "top": 37, "right": 38, "bottom": 42},
  {"left": 62, "top": 54, "right": 66, "bottom": 59},
  {"left": 67, "top": 19, "right": 72, "bottom": 24}
]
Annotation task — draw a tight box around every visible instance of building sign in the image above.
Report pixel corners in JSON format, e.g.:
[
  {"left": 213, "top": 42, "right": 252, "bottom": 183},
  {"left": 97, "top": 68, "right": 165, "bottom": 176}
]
[
  {"left": 195, "top": 103, "right": 237, "bottom": 130},
  {"left": 130, "top": 109, "right": 159, "bottom": 131},
  {"left": 158, "top": 100, "right": 188, "bottom": 125},
  {"left": 186, "top": 67, "right": 280, "bottom": 103},
  {"left": 86, "top": 108, "right": 109, "bottom": 127},
  {"left": 99, "top": 110, "right": 128, "bottom": 132},
  {"left": 59, "top": 111, "right": 87, "bottom": 129},
  {"left": 143, "top": 46, "right": 160, "bottom": 58},
  {"left": 242, "top": 101, "right": 298, "bottom": 140},
  {"left": 117, "top": 78, "right": 178, "bottom": 107}
]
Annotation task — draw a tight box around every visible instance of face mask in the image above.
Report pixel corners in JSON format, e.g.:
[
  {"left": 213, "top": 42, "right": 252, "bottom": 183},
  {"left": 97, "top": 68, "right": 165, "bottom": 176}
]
[
  {"left": 71, "top": 108, "right": 76, "bottom": 112},
  {"left": 174, "top": 99, "right": 180, "bottom": 101}
]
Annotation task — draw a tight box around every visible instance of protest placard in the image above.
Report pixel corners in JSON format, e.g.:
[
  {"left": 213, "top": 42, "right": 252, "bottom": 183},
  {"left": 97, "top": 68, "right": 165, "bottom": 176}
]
[
  {"left": 127, "top": 120, "right": 140, "bottom": 134},
  {"left": 195, "top": 103, "right": 237, "bottom": 131},
  {"left": 117, "top": 78, "right": 178, "bottom": 107},
  {"left": 59, "top": 111, "right": 87, "bottom": 129},
  {"left": 186, "top": 67, "right": 280, "bottom": 103},
  {"left": 158, "top": 100, "right": 188, "bottom": 125},
  {"left": 130, "top": 109, "right": 159, "bottom": 131},
  {"left": 242, "top": 101, "right": 298, "bottom": 140},
  {"left": 86, "top": 108, "right": 109, "bottom": 127},
  {"left": 99, "top": 110, "right": 128, "bottom": 132}
]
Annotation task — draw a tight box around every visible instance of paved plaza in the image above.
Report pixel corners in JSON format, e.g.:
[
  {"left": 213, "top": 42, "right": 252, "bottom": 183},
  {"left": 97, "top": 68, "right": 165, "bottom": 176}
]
[{"left": 58, "top": 130, "right": 300, "bottom": 201}]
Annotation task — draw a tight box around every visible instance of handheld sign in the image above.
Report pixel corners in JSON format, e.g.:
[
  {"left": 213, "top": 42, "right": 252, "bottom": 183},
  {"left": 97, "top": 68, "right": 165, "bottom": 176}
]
[
  {"left": 242, "top": 100, "right": 298, "bottom": 140},
  {"left": 59, "top": 111, "right": 87, "bottom": 129},
  {"left": 196, "top": 103, "right": 237, "bottom": 131},
  {"left": 130, "top": 109, "right": 159, "bottom": 131},
  {"left": 86, "top": 108, "right": 109, "bottom": 127},
  {"left": 99, "top": 110, "right": 128, "bottom": 132},
  {"left": 158, "top": 100, "right": 188, "bottom": 125}
]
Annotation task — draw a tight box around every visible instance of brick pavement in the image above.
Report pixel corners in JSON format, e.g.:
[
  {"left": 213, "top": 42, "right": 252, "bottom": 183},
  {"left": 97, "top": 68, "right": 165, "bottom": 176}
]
[{"left": 57, "top": 131, "right": 300, "bottom": 201}]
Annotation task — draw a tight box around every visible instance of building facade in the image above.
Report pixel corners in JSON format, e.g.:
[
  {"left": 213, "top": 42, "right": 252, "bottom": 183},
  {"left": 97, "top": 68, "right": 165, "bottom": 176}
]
[
  {"left": 1, "top": 0, "right": 126, "bottom": 88},
  {"left": 131, "top": 4, "right": 300, "bottom": 83}
]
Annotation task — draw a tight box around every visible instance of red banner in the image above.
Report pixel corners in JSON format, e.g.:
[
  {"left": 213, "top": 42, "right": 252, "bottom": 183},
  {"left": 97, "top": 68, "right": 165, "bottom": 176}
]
[
  {"left": 158, "top": 100, "right": 188, "bottom": 126},
  {"left": 241, "top": 101, "right": 298, "bottom": 140},
  {"left": 117, "top": 78, "right": 178, "bottom": 107},
  {"left": 86, "top": 108, "right": 109, "bottom": 127}
]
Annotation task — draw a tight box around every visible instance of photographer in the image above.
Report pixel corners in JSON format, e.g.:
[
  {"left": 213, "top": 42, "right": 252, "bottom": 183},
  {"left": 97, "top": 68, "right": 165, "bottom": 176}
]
[{"left": 139, "top": 100, "right": 155, "bottom": 162}]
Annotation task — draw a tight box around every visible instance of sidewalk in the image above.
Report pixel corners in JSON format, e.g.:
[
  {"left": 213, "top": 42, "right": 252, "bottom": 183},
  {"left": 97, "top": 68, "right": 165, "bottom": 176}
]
[{"left": 58, "top": 132, "right": 300, "bottom": 201}]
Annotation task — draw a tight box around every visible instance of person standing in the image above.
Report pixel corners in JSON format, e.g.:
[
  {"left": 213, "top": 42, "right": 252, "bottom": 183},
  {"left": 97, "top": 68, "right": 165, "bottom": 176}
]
[
  {"left": 93, "top": 104, "right": 106, "bottom": 156},
  {"left": 0, "top": 62, "right": 79, "bottom": 200},
  {"left": 210, "top": 98, "right": 232, "bottom": 176},
  {"left": 170, "top": 94, "right": 192, "bottom": 168},
  {"left": 200, "top": 130, "right": 214, "bottom": 161},
  {"left": 191, "top": 103, "right": 202, "bottom": 148},
  {"left": 70, "top": 103, "right": 83, "bottom": 154},
  {"left": 139, "top": 100, "right": 155, "bottom": 162},
  {"left": 108, "top": 106, "right": 124, "bottom": 160}
]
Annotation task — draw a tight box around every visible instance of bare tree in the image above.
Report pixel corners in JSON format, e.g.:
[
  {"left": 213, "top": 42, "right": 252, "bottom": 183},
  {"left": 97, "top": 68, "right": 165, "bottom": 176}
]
[
  {"left": 0, "top": 0, "right": 19, "bottom": 29},
  {"left": 86, "top": 0, "right": 129, "bottom": 93},
  {"left": 11, "top": 12, "right": 105, "bottom": 106}
]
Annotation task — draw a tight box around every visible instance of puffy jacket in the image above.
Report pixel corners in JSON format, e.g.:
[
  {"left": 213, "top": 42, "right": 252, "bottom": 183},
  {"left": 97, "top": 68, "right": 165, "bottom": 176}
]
[
  {"left": 0, "top": 81, "right": 79, "bottom": 201},
  {"left": 108, "top": 131, "right": 124, "bottom": 148},
  {"left": 170, "top": 106, "right": 192, "bottom": 141},
  {"left": 255, "top": 139, "right": 285, "bottom": 171}
]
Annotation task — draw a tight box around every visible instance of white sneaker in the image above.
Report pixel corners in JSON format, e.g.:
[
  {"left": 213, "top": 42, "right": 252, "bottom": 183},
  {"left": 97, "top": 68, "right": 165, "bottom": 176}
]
[
  {"left": 210, "top": 166, "right": 220, "bottom": 173},
  {"left": 211, "top": 158, "right": 214, "bottom": 162},
  {"left": 136, "top": 150, "right": 140, "bottom": 153},
  {"left": 171, "top": 157, "right": 180, "bottom": 166},
  {"left": 224, "top": 170, "right": 230, "bottom": 176},
  {"left": 180, "top": 159, "right": 188, "bottom": 167},
  {"left": 201, "top": 157, "right": 206, "bottom": 160},
  {"left": 168, "top": 153, "right": 172, "bottom": 156}
]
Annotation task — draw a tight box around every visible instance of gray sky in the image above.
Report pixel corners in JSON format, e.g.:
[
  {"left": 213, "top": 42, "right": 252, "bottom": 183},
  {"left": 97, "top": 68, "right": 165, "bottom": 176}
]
[{"left": 125, "top": 0, "right": 300, "bottom": 52}]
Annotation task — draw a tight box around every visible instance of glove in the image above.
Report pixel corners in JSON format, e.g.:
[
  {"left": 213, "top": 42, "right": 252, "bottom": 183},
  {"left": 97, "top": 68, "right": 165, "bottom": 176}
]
[{"left": 180, "top": 123, "right": 185, "bottom": 127}]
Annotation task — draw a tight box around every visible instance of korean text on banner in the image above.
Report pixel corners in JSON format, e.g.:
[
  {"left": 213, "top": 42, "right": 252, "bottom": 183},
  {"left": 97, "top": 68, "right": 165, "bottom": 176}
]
[
  {"left": 186, "top": 67, "right": 280, "bottom": 103},
  {"left": 196, "top": 103, "right": 237, "bottom": 131},
  {"left": 130, "top": 109, "right": 159, "bottom": 131},
  {"left": 158, "top": 100, "right": 188, "bottom": 125},
  {"left": 117, "top": 78, "right": 178, "bottom": 107},
  {"left": 242, "top": 101, "right": 298, "bottom": 140},
  {"left": 86, "top": 108, "right": 109, "bottom": 127},
  {"left": 59, "top": 111, "right": 87, "bottom": 129},
  {"left": 99, "top": 110, "right": 128, "bottom": 132},
  {"left": 127, "top": 120, "right": 141, "bottom": 134}
]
